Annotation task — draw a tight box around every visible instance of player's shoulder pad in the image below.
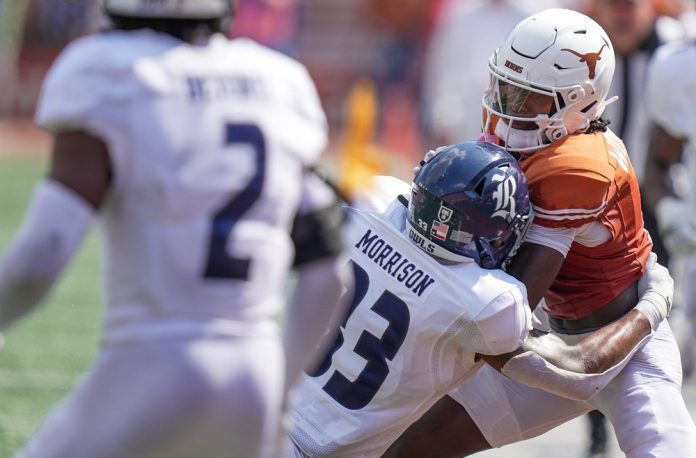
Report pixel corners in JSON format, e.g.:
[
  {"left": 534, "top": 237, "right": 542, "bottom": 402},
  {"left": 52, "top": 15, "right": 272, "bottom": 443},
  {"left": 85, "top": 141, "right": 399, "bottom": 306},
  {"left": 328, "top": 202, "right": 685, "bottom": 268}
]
[
  {"left": 647, "top": 42, "right": 696, "bottom": 139},
  {"left": 521, "top": 134, "right": 613, "bottom": 228},
  {"left": 650, "top": 42, "right": 695, "bottom": 92},
  {"left": 351, "top": 176, "right": 411, "bottom": 213},
  {"left": 473, "top": 281, "right": 531, "bottom": 355},
  {"left": 35, "top": 31, "right": 178, "bottom": 132}
]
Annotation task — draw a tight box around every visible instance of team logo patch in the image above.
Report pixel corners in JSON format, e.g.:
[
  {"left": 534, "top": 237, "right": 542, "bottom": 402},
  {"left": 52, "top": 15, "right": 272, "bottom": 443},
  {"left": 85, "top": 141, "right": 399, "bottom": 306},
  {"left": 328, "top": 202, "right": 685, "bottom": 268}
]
[
  {"left": 431, "top": 220, "right": 450, "bottom": 241},
  {"left": 438, "top": 204, "right": 453, "bottom": 223}
]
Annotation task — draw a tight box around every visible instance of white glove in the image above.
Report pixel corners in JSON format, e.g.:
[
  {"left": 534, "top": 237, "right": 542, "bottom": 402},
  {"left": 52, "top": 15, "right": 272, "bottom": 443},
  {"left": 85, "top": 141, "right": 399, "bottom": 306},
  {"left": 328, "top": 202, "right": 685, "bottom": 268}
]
[
  {"left": 635, "top": 252, "right": 673, "bottom": 330},
  {"left": 412, "top": 145, "right": 449, "bottom": 176},
  {"left": 655, "top": 196, "right": 696, "bottom": 257}
]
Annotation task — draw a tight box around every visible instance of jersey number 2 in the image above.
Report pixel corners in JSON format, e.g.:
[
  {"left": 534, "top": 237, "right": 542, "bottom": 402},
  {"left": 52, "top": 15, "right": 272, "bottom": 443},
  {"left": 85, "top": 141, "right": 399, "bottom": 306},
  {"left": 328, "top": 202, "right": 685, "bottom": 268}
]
[
  {"left": 204, "top": 123, "right": 266, "bottom": 280},
  {"left": 310, "top": 261, "right": 410, "bottom": 409}
]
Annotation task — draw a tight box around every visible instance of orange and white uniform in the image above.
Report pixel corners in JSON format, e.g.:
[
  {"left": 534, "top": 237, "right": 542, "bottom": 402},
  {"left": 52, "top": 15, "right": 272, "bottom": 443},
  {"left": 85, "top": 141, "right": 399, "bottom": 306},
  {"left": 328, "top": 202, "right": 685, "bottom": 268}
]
[
  {"left": 520, "top": 129, "right": 652, "bottom": 319},
  {"left": 449, "top": 130, "right": 696, "bottom": 457}
]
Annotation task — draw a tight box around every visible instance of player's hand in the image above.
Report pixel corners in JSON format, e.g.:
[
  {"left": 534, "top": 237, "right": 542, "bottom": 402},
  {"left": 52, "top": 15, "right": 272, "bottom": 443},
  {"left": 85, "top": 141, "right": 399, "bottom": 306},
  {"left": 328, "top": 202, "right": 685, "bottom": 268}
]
[
  {"left": 655, "top": 196, "right": 696, "bottom": 257},
  {"left": 635, "top": 252, "right": 673, "bottom": 330},
  {"left": 412, "top": 145, "right": 448, "bottom": 177}
]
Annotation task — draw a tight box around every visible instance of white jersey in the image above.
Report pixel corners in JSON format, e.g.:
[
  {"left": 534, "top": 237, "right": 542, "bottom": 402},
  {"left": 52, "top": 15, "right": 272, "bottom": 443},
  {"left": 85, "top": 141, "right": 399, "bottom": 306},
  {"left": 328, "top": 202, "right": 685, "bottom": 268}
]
[
  {"left": 647, "top": 42, "right": 696, "bottom": 218},
  {"left": 288, "top": 200, "right": 531, "bottom": 457},
  {"left": 35, "top": 30, "right": 328, "bottom": 344}
]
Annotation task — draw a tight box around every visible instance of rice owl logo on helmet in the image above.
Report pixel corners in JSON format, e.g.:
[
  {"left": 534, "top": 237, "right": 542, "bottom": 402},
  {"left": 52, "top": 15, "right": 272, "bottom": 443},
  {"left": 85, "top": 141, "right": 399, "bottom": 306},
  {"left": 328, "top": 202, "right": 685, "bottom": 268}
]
[
  {"left": 408, "top": 141, "right": 533, "bottom": 269},
  {"left": 491, "top": 173, "right": 518, "bottom": 220}
]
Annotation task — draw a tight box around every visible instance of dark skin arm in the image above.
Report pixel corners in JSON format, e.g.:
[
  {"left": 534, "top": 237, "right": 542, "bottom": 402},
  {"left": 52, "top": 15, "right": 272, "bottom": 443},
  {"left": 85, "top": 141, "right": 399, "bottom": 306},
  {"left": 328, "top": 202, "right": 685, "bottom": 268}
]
[
  {"left": 504, "top": 241, "right": 564, "bottom": 311},
  {"left": 642, "top": 122, "right": 685, "bottom": 211},
  {"left": 480, "top": 308, "right": 650, "bottom": 374},
  {"left": 48, "top": 130, "right": 112, "bottom": 210}
]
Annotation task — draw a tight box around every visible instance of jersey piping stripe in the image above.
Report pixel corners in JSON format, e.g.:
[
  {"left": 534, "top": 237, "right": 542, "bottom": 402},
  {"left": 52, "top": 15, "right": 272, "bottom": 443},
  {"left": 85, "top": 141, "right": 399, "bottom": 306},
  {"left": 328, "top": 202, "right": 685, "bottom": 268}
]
[
  {"left": 532, "top": 200, "right": 607, "bottom": 215},
  {"left": 533, "top": 203, "right": 607, "bottom": 221}
]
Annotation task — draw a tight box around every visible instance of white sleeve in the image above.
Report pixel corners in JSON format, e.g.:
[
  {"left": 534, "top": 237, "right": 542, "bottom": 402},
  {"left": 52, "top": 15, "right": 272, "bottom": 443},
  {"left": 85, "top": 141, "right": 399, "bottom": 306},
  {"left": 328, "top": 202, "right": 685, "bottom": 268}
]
[
  {"left": 524, "top": 223, "right": 578, "bottom": 257},
  {"left": 647, "top": 44, "right": 696, "bottom": 139},
  {"left": 0, "top": 180, "right": 93, "bottom": 330},
  {"left": 469, "top": 286, "right": 532, "bottom": 355}
]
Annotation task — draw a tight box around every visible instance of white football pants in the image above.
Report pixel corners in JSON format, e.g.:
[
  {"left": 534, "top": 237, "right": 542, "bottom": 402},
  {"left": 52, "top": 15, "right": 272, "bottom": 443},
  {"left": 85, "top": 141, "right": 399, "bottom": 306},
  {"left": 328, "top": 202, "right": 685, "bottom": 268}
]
[
  {"left": 17, "top": 335, "right": 284, "bottom": 458},
  {"left": 450, "top": 318, "right": 696, "bottom": 457}
]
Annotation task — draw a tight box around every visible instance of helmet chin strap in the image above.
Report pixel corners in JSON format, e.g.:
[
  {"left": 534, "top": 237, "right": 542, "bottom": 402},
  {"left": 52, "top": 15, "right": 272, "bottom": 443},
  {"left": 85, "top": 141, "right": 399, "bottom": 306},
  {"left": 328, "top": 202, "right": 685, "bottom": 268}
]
[{"left": 494, "top": 121, "right": 540, "bottom": 150}]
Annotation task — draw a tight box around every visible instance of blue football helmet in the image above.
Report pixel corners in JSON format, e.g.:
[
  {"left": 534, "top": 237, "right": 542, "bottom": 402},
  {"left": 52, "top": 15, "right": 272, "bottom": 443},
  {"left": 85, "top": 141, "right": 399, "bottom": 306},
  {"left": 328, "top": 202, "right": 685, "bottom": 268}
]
[{"left": 408, "top": 141, "right": 533, "bottom": 269}]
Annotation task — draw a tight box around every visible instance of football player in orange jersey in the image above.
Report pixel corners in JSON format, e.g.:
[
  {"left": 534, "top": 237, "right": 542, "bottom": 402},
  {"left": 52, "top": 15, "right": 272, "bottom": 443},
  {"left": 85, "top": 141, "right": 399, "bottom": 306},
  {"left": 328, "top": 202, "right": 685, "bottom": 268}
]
[{"left": 385, "top": 8, "right": 696, "bottom": 458}]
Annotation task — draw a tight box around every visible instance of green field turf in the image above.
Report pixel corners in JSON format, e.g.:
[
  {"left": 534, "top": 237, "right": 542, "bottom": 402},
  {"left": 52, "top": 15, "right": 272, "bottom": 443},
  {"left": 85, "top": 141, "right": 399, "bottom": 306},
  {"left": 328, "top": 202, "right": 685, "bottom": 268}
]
[{"left": 0, "top": 158, "right": 103, "bottom": 456}]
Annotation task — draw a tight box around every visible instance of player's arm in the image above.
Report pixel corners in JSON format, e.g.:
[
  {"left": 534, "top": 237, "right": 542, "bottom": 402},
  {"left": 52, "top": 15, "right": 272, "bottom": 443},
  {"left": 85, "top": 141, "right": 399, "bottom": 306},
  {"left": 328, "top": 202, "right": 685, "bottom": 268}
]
[
  {"left": 644, "top": 45, "right": 696, "bottom": 255},
  {"left": 504, "top": 240, "right": 564, "bottom": 311},
  {"left": 643, "top": 122, "right": 696, "bottom": 255},
  {"left": 0, "top": 130, "right": 110, "bottom": 331},
  {"left": 643, "top": 122, "right": 684, "bottom": 210},
  {"left": 283, "top": 170, "right": 352, "bottom": 391},
  {"left": 478, "top": 253, "right": 671, "bottom": 401}
]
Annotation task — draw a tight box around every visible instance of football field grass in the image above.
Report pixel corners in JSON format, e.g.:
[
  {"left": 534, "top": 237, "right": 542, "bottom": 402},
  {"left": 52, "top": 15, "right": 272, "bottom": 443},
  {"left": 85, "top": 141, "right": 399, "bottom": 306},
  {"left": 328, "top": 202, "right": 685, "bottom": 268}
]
[{"left": 0, "top": 158, "right": 103, "bottom": 456}]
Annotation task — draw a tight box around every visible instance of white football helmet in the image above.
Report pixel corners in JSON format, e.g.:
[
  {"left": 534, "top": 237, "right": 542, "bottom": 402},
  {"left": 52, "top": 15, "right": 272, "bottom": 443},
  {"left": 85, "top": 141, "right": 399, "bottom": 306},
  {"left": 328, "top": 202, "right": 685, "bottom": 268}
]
[
  {"left": 483, "top": 9, "right": 617, "bottom": 154},
  {"left": 103, "top": 0, "right": 234, "bottom": 20}
]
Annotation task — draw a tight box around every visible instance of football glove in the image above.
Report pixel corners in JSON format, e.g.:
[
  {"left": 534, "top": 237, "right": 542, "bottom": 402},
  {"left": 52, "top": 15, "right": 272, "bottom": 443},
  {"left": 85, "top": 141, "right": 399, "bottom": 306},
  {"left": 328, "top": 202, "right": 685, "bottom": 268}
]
[
  {"left": 635, "top": 252, "right": 673, "bottom": 331},
  {"left": 655, "top": 196, "right": 696, "bottom": 257}
]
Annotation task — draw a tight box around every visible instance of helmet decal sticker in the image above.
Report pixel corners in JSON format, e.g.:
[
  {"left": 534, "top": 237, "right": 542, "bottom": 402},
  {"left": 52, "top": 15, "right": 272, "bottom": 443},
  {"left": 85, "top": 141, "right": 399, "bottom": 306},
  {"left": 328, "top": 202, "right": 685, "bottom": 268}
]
[
  {"left": 431, "top": 220, "right": 450, "bottom": 241},
  {"left": 560, "top": 44, "right": 607, "bottom": 79},
  {"left": 504, "top": 60, "right": 524, "bottom": 74},
  {"left": 491, "top": 174, "right": 518, "bottom": 219},
  {"left": 437, "top": 204, "right": 453, "bottom": 223}
]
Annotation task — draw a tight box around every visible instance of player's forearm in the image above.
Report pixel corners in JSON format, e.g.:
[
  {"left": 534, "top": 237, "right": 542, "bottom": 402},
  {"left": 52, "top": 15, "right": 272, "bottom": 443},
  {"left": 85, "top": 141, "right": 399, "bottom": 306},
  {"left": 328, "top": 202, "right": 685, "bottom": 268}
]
[
  {"left": 0, "top": 180, "right": 91, "bottom": 329},
  {"left": 494, "top": 321, "right": 651, "bottom": 402},
  {"left": 571, "top": 309, "right": 651, "bottom": 373}
]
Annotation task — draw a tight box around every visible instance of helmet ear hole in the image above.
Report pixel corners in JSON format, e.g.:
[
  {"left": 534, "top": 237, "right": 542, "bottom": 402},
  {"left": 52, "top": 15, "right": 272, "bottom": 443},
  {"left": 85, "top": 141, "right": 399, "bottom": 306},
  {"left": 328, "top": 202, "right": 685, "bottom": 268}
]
[{"left": 473, "top": 178, "right": 486, "bottom": 197}]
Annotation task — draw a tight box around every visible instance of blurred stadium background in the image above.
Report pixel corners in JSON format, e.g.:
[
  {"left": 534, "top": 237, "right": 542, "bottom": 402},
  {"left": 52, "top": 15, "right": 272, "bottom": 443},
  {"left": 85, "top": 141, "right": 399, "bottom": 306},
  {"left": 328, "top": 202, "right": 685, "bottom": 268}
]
[{"left": 0, "top": 0, "right": 694, "bottom": 456}]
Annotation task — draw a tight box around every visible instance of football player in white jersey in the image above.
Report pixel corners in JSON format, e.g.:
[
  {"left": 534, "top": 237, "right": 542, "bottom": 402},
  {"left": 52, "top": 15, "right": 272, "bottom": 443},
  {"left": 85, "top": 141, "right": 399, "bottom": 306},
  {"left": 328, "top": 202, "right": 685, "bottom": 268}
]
[
  {"left": 282, "top": 141, "right": 672, "bottom": 458},
  {"left": 644, "top": 40, "right": 696, "bottom": 377},
  {"left": 0, "top": 1, "right": 350, "bottom": 457}
]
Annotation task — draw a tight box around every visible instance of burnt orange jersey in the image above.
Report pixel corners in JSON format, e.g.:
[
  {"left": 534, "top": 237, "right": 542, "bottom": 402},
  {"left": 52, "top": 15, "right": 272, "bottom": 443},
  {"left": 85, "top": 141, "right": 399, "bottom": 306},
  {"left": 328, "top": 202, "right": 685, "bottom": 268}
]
[{"left": 520, "top": 130, "right": 652, "bottom": 320}]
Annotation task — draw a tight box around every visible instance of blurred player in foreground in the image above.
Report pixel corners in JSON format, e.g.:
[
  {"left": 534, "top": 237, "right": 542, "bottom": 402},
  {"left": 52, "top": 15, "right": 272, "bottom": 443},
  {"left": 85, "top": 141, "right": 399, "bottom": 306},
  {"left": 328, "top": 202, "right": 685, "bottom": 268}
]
[
  {"left": 644, "top": 40, "right": 696, "bottom": 378},
  {"left": 0, "top": 1, "right": 349, "bottom": 456},
  {"left": 282, "top": 141, "right": 672, "bottom": 457},
  {"left": 386, "top": 8, "right": 696, "bottom": 458}
]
